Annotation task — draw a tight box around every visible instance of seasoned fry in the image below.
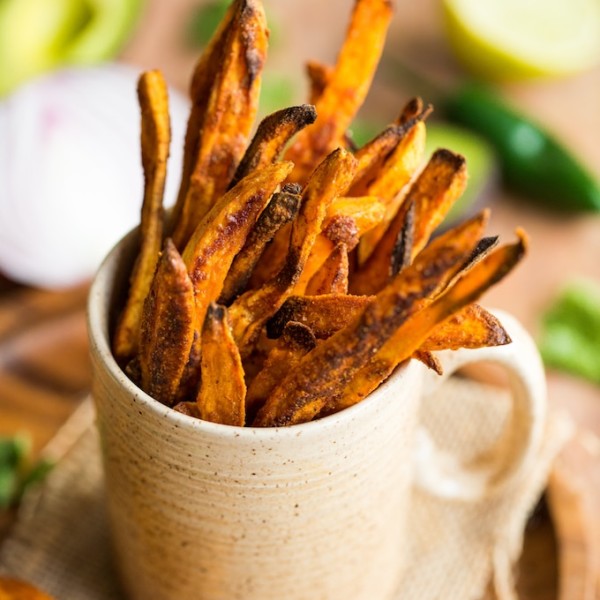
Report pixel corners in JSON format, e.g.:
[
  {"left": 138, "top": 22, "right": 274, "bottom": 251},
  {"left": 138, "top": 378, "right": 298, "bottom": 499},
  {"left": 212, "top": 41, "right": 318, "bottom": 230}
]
[
  {"left": 351, "top": 199, "right": 415, "bottom": 295},
  {"left": 305, "top": 60, "right": 333, "bottom": 104},
  {"left": 396, "top": 96, "right": 424, "bottom": 125},
  {"left": 139, "top": 239, "right": 196, "bottom": 407},
  {"left": 229, "top": 148, "right": 357, "bottom": 356},
  {"left": 246, "top": 321, "right": 316, "bottom": 417},
  {"left": 294, "top": 196, "right": 385, "bottom": 291},
  {"left": 173, "top": 401, "right": 201, "bottom": 418},
  {"left": 229, "top": 105, "right": 317, "bottom": 188},
  {"left": 285, "top": 0, "right": 393, "bottom": 182},
  {"left": 325, "top": 196, "right": 386, "bottom": 236},
  {"left": 306, "top": 243, "right": 349, "bottom": 295},
  {"left": 408, "top": 149, "right": 468, "bottom": 259},
  {"left": 356, "top": 117, "right": 428, "bottom": 262},
  {"left": 350, "top": 99, "right": 433, "bottom": 197},
  {"left": 421, "top": 304, "right": 510, "bottom": 352},
  {"left": 219, "top": 187, "right": 301, "bottom": 304},
  {"left": 266, "top": 293, "right": 373, "bottom": 339},
  {"left": 330, "top": 231, "right": 527, "bottom": 412},
  {"left": 197, "top": 304, "right": 246, "bottom": 426},
  {"left": 113, "top": 70, "right": 171, "bottom": 365},
  {"left": 254, "top": 212, "right": 487, "bottom": 427},
  {"left": 182, "top": 161, "right": 293, "bottom": 339},
  {"left": 170, "top": 2, "right": 236, "bottom": 239},
  {"left": 172, "top": 0, "right": 268, "bottom": 248},
  {"left": 413, "top": 350, "right": 443, "bottom": 375}
]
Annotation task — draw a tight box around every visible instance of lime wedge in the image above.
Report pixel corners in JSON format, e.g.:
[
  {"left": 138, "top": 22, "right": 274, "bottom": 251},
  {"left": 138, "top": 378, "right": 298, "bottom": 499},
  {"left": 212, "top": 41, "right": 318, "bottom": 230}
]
[{"left": 443, "top": 0, "right": 600, "bottom": 80}]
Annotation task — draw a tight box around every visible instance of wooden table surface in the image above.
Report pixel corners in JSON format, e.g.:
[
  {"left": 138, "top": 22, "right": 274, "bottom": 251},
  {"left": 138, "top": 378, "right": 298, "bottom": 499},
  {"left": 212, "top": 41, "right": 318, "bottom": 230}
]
[{"left": 1, "top": 0, "right": 600, "bottom": 598}]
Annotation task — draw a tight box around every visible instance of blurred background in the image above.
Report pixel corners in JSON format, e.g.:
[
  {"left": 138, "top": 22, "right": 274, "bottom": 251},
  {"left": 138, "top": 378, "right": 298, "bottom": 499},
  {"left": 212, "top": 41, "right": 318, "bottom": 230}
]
[{"left": 0, "top": 0, "right": 599, "bottom": 596}]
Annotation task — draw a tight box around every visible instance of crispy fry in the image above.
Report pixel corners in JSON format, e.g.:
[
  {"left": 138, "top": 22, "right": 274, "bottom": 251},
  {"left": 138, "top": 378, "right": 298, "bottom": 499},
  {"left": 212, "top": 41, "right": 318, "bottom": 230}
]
[
  {"left": 285, "top": 0, "right": 393, "bottom": 182},
  {"left": 172, "top": 0, "right": 268, "bottom": 248},
  {"left": 267, "top": 293, "right": 373, "bottom": 339},
  {"left": 413, "top": 350, "right": 443, "bottom": 375},
  {"left": 330, "top": 231, "right": 527, "bottom": 413},
  {"left": 351, "top": 100, "right": 430, "bottom": 197},
  {"left": 139, "top": 239, "right": 196, "bottom": 407},
  {"left": 246, "top": 321, "right": 316, "bottom": 418},
  {"left": 197, "top": 304, "right": 246, "bottom": 426},
  {"left": 182, "top": 161, "right": 293, "bottom": 338},
  {"left": 305, "top": 60, "right": 333, "bottom": 104},
  {"left": 421, "top": 304, "right": 510, "bottom": 352},
  {"left": 254, "top": 212, "right": 487, "bottom": 427},
  {"left": 325, "top": 196, "right": 386, "bottom": 236},
  {"left": 306, "top": 243, "right": 349, "bottom": 295},
  {"left": 408, "top": 149, "right": 468, "bottom": 259},
  {"left": 396, "top": 97, "right": 424, "bottom": 125},
  {"left": 173, "top": 401, "right": 201, "bottom": 418},
  {"left": 351, "top": 199, "right": 415, "bottom": 295},
  {"left": 229, "top": 105, "right": 316, "bottom": 188},
  {"left": 169, "top": 2, "right": 236, "bottom": 239},
  {"left": 356, "top": 117, "right": 428, "bottom": 263},
  {"left": 229, "top": 148, "right": 357, "bottom": 356},
  {"left": 113, "top": 71, "right": 171, "bottom": 365},
  {"left": 294, "top": 196, "right": 385, "bottom": 291},
  {"left": 219, "top": 188, "right": 301, "bottom": 304}
]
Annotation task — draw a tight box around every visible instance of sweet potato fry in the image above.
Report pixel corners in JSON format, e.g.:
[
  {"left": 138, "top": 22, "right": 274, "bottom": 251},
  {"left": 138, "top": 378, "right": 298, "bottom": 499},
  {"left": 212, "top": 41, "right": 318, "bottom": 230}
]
[
  {"left": 113, "top": 70, "right": 170, "bottom": 365},
  {"left": 413, "top": 350, "right": 443, "bottom": 375},
  {"left": 229, "top": 148, "right": 357, "bottom": 356},
  {"left": 197, "top": 304, "right": 246, "bottom": 426},
  {"left": 293, "top": 196, "right": 385, "bottom": 291},
  {"left": 170, "top": 2, "right": 236, "bottom": 239},
  {"left": 253, "top": 212, "right": 486, "bottom": 427},
  {"left": 182, "top": 161, "right": 293, "bottom": 337},
  {"left": 285, "top": 0, "right": 393, "bottom": 182},
  {"left": 396, "top": 96, "right": 424, "bottom": 125},
  {"left": 266, "top": 293, "right": 373, "bottom": 339},
  {"left": 306, "top": 243, "right": 349, "bottom": 295},
  {"left": 356, "top": 117, "right": 428, "bottom": 263},
  {"left": 172, "top": 0, "right": 268, "bottom": 248},
  {"left": 407, "top": 149, "right": 468, "bottom": 259},
  {"left": 173, "top": 401, "right": 201, "bottom": 418},
  {"left": 305, "top": 60, "right": 333, "bottom": 104},
  {"left": 351, "top": 100, "right": 430, "bottom": 196},
  {"left": 421, "top": 303, "right": 510, "bottom": 352},
  {"left": 246, "top": 321, "right": 317, "bottom": 418},
  {"left": 351, "top": 199, "right": 415, "bottom": 295},
  {"left": 330, "top": 231, "right": 527, "bottom": 412},
  {"left": 139, "top": 239, "right": 196, "bottom": 407},
  {"left": 325, "top": 196, "right": 386, "bottom": 236},
  {"left": 219, "top": 187, "right": 301, "bottom": 304},
  {"left": 229, "top": 105, "right": 316, "bottom": 188}
]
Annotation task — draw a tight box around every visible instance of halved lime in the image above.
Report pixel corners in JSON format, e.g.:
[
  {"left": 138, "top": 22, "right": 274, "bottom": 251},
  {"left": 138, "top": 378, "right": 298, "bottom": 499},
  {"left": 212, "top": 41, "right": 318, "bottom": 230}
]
[{"left": 443, "top": 0, "right": 600, "bottom": 80}]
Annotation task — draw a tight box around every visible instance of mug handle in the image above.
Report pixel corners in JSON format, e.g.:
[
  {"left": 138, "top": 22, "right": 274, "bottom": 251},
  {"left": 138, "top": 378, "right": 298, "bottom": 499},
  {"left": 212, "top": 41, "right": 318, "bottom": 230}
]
[{"left": 413, "top": 309, "right": 546, "bottom": 501}]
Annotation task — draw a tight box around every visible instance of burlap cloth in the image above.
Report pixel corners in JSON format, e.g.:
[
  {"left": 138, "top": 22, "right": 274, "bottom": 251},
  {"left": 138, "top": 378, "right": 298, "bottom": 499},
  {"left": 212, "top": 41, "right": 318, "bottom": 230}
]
[{"left": 0, "top": 378, "right": 571, "bottom": 600}]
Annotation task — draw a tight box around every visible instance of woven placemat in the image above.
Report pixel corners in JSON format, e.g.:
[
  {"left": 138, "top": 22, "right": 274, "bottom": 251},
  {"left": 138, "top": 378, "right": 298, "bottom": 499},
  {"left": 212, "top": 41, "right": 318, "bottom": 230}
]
[{"left": 0, "top": 378, "right": 571, "bottom": 600}]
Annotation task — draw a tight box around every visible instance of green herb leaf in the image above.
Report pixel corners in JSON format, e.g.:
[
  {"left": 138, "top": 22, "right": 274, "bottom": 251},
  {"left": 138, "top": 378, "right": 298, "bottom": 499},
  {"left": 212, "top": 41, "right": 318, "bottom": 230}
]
[{"left": 539, "top": 280, "right": 600, "bottom": 384}]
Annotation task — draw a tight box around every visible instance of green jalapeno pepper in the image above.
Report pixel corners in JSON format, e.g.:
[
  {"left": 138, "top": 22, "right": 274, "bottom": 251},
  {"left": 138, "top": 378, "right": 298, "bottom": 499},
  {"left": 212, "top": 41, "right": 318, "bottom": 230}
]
[{"left": 443, "top": 84, "right": 600, "bottom": 212}]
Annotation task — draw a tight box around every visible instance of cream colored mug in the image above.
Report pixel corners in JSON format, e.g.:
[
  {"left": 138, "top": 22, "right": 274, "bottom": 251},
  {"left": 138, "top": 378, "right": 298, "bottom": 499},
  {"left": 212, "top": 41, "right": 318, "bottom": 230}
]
[{"left": 88, "top": 231, "right": 546, "bottom": 600}]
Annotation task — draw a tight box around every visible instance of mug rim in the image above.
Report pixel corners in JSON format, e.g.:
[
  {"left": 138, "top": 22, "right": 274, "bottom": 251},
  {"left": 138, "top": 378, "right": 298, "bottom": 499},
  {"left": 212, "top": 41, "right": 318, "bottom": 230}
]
[{"left": 87, "top": 229, "right": 419, "bottom": 441}]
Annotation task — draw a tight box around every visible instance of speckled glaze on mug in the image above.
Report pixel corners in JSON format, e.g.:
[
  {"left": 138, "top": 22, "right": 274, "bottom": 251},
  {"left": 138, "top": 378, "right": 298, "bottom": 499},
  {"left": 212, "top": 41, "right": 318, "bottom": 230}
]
[{"left": 88, "top": 231, "right": 546, "bottom": 600}]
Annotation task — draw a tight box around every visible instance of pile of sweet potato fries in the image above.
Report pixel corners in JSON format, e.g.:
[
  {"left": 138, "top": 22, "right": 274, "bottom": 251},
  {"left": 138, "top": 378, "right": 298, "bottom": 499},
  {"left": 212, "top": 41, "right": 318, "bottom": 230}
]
[{"left": 112, "top": 0, "right": 524, "bottom": 427}]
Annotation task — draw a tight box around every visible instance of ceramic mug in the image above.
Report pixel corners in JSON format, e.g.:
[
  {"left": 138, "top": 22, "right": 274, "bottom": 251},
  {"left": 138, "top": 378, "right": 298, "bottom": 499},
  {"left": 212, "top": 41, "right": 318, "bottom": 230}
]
[{"left": 88, "top": 230, "right": 546, "bottom": 600}]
